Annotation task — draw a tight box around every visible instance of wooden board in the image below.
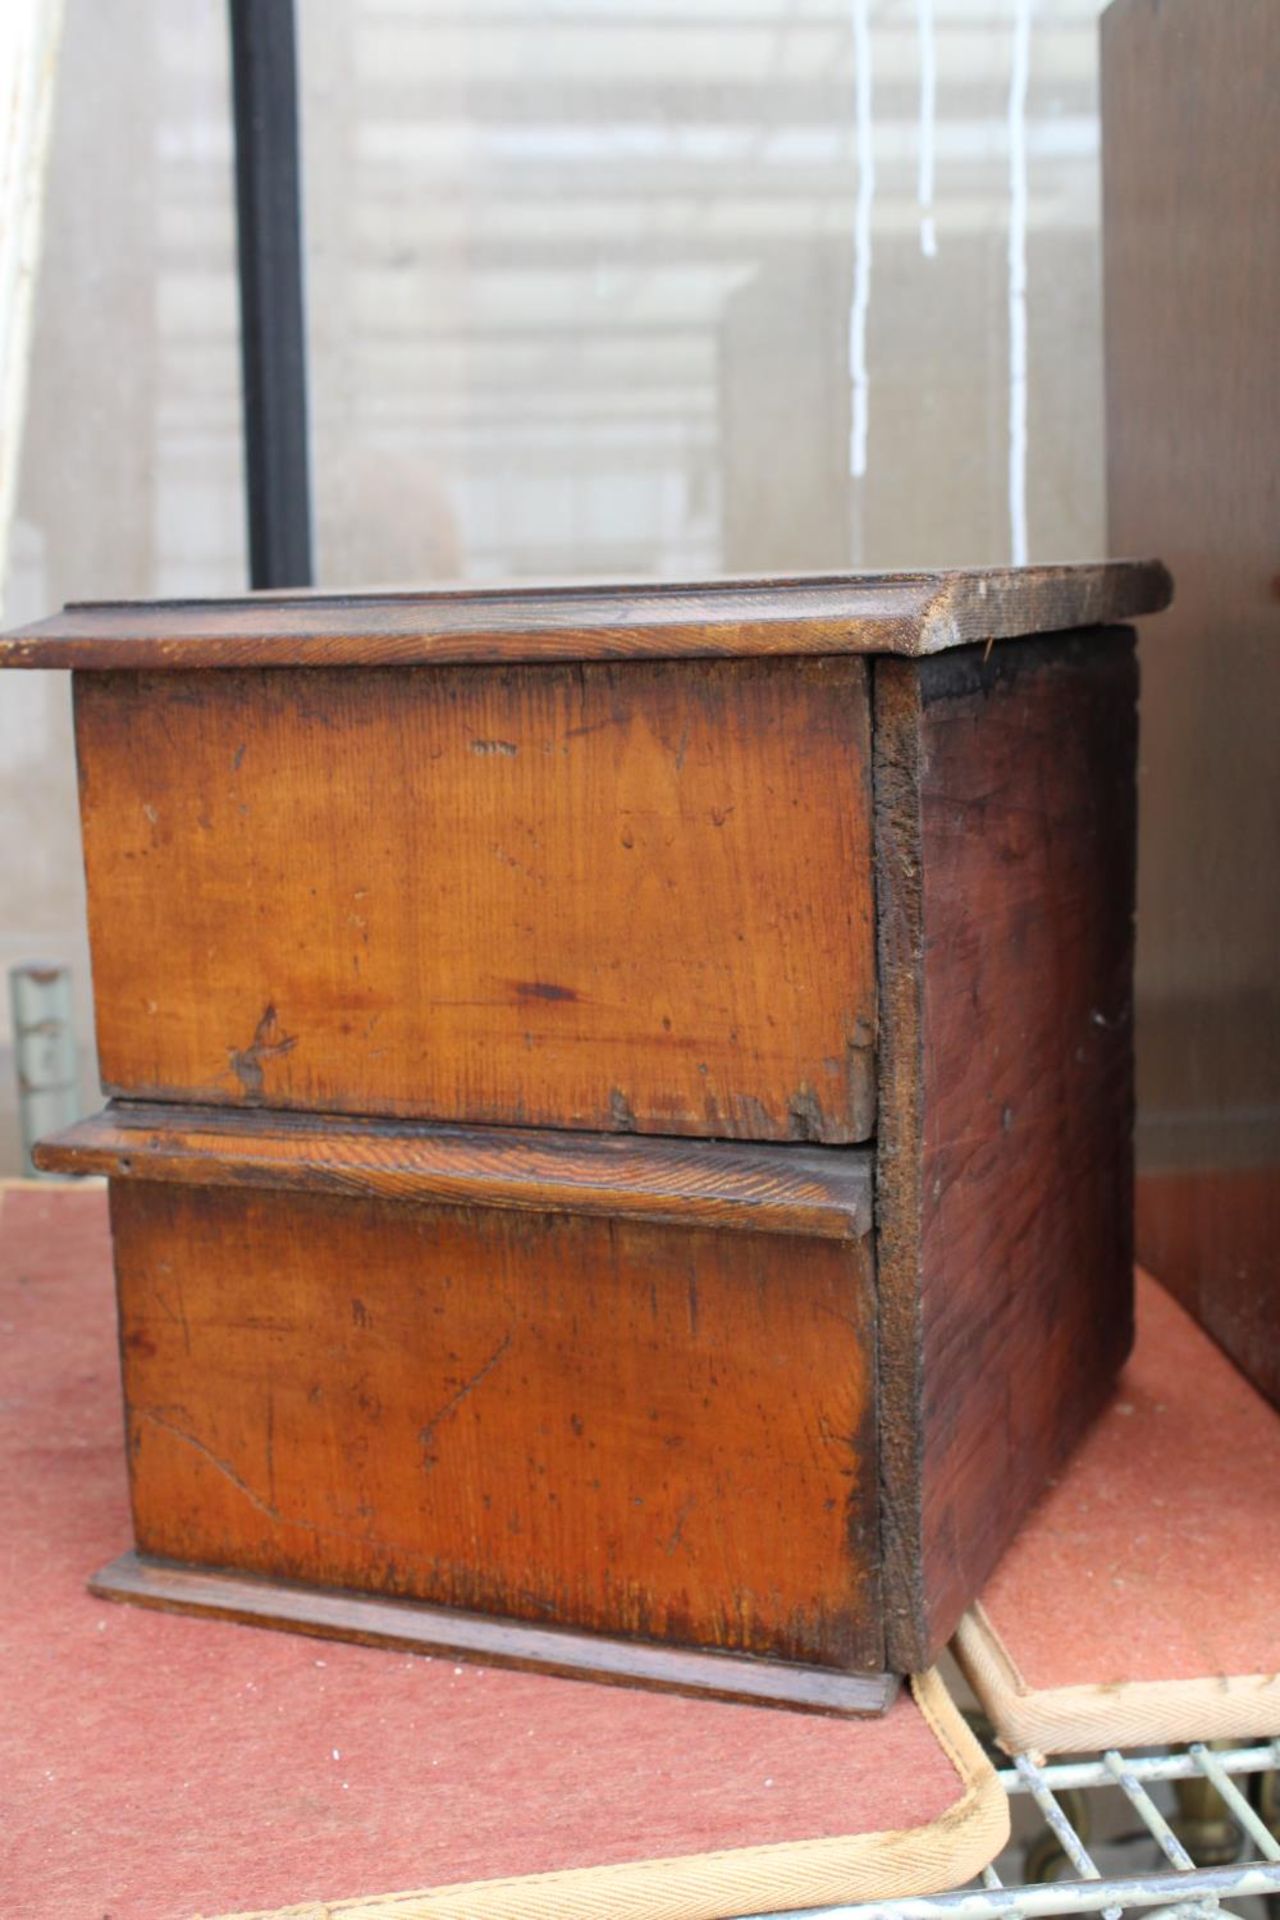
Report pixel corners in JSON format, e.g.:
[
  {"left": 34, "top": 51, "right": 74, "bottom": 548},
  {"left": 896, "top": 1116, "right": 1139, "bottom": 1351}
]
[
  {"left": 89, "top": 1554, "right": 896, "bottom": 1717},
  {"left": 874, "top": 630, "right": 1138, "bottom": 1669},
  {"left": 1103, "top": 0, "right": 1280, "bottom": 1410},
  {"left": 107, "top": 1177, "right": 884, "bottom": 1673},
  {"left": 73, "top": 655, "right": 877, "bottom": 1143},
  {"left": 1136, "top": 1165, "right": 1280, "bottom": 1411},
  {"left": 36, "top": 1100, "right": 873, "bottom": 1240},
  {"left": 0, "top": 561, "right": 1170, "bottom": 668}
]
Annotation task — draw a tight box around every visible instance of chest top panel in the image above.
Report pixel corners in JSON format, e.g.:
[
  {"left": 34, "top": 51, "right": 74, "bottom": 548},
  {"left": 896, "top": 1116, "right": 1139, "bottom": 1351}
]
[{"left": 0, "top": 561, "right": 1169, "bottom": 670}]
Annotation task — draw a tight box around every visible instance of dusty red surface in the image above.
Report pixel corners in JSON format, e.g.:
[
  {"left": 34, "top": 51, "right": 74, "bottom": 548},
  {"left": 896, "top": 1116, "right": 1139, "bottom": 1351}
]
[
  {"left": 0, "top": 1185, "right": 960, "bottom": 1920},
  {"left": 980, "top": 1269, "right": 1280, "bottom": 1689}
]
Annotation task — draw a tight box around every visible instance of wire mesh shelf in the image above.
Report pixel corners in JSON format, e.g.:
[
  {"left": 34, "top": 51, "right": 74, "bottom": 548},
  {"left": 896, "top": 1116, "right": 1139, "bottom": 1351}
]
[{"left": 756, "top": 1739, "right": 1280, "bottom": 1920}]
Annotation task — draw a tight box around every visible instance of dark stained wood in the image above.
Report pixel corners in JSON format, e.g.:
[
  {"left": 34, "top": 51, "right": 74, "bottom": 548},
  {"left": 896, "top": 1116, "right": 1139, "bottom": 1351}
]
[
  {"left": 1136, "top": 1167, "right": 1280, "bottom": 1412},
  {"left": 106, "top": 1178, "right": 884, "bottom": 1673},
  {"left": 868, "top": 658, "right": 929, "bottom": 1667},
  {"left": 0, "top": 561, "right": 1170, "bottom": 669},
  {"left": 37, "top": 1102, "right": 873, "bottom": 1240},
  {"left": 72, "top": 656, "right": 877, "bottom": 1143},
  {"left": 90, "top": 1553, "right": 898, "bottom": 1716},
  {"left": 874, "top": 630, "right": 1138, "bottom": 1670},
  {"left": 1103, "top": 0, "right": 1280, "bottom": 1409}
]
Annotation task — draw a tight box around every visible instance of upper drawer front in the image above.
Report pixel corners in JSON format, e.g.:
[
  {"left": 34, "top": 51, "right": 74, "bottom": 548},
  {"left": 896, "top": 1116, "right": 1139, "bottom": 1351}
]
[{"left": 74, "top": 656, "right": 876, "bottom": 1141}]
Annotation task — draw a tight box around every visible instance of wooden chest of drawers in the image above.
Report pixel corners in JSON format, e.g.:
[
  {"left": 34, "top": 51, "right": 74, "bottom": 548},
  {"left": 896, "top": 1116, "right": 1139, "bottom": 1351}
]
[{"left": 1, "top": 563, "right": 1170, "bottom": 1710}]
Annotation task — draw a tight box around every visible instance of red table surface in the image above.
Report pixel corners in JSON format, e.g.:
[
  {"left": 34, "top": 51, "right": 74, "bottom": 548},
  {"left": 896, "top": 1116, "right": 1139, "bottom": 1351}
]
[{"left": 977, "top": 1268, "right": 1280, "bottom": 1689}]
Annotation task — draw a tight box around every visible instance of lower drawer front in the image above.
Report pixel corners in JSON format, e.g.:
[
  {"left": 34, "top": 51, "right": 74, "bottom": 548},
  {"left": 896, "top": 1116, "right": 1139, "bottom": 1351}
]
[{"left": 110, "top": 1179, "right": 883, "bottom": 1671}]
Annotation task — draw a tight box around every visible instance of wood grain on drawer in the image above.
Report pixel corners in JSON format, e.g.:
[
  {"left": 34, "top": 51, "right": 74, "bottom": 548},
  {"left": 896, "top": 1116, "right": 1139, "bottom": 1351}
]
[
  {"left": 109, "top": 1174, "right": 882, "bottom": 1671},
  {"left": 75, "top": 657, "right": 875, "bottom": 1142}
]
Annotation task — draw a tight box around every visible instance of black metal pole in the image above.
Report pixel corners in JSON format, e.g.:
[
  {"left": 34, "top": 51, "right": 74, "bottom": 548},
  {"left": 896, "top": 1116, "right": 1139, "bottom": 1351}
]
[{"left": 228, "top": 0, "right": 314, "bottom": 589}]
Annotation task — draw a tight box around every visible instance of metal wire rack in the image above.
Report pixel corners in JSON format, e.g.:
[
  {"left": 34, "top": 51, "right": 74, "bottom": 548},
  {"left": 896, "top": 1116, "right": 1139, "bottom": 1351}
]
[{"left": 757, "top": 1740, "right": 1280, "bottom": 1920}]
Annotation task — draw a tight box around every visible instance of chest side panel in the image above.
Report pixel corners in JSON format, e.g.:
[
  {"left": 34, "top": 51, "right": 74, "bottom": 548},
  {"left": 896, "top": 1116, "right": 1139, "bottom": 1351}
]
[
  {"left": 872, "top": 631, "right": 1139, "bottom": 1669},
  {"left": 916, "top": 632, "right": 1137, "bottom": 1656}
]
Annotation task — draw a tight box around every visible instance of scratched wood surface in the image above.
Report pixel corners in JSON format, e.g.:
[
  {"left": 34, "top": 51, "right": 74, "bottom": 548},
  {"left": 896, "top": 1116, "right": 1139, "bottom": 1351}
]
[
  {"left": 0, "top": 561, "right": 1171, "bottom": 669},
  {"left": 73, "top": 656, "right": 877, "bottom": 1142},
  {"left": 873, "top": 630, "right": 1138, "bottom": 1670},
  {"left": 109, "top": 1180, "right": 883, "bottom": 1673},
  {"left": 36, "top": 1102, "right": 874, "bottom": 1241}
]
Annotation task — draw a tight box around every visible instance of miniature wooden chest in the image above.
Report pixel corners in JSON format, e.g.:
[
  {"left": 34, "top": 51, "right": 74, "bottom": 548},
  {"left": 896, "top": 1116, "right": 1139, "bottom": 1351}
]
[{"left": 1, "top": 563, "right": 1170, "bottom": 1710}]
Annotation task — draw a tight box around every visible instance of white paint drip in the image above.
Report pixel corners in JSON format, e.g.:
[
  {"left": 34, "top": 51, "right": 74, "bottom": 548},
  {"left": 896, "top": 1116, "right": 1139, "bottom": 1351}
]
[
  {"left": 848, "top": 0, "right": 875, "bottom": 480},
  {"left": 916, "top": 0, "right": 938, "bottom": 258},
  {"left": 1006, "top": 0, "right": 1033, "bottom": 566}
]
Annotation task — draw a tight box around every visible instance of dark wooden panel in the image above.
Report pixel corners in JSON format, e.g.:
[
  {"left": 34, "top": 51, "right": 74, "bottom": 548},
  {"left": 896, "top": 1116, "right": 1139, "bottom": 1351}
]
[
  {"left": 74, "top": 656, "right": 877, "bottom": 1142},
  {"left": 109, "top": 1180, "right": 883, "bottom": 1670},
  {"left": 874, "top": 630, "right": 1138, "bottom": 1669},
  {"left": 0, "top": 562, "right": 1170, "bottom": 669},
  {"left": 1103, "top": 0, "right": 1280, "bottom": 1408},
  {"left": 90, "top": 1554, "right": 897, "bottom": 1716},
  {"left": 35, "top": 1102, "right": 873, "bottom": 1241},
  {"left": 1136, "top": 1168, "right": 1280, "bottom": 1412}
]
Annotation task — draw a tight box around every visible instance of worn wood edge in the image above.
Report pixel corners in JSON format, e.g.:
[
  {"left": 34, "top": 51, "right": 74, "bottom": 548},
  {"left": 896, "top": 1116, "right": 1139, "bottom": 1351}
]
[
  {"left": 198, "top": 1668, "right": 1007, "bottom": 1920},
  {"left": 90, "top": 1552, "right": 897, "bottom": 1719},
  {"left": 953, "top": 1606, "right": 1280, "bottom": 1756},
  {"left": 916, "top": 560, "right": 1170, "bottom": 654},
  {"left": 34, "top": 1102, "right": 873, "bottom": 1239},
  {"left": 871, "top": 658, "right": 929, "bottom": 1673},
  {"left": 0, "top": 561, "right": 1171, "bottom": 668}
]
